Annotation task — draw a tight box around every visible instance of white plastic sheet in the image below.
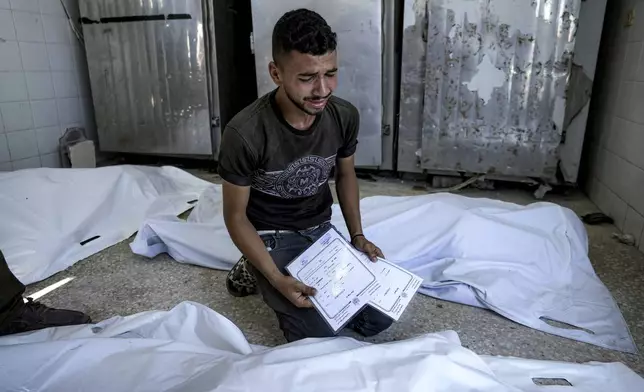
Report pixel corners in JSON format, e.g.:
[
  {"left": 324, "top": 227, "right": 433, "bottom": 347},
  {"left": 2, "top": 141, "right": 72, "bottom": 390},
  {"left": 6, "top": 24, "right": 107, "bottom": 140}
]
[
  {"left": 131, "top": 185, "right": 637, "bottom": 353},
  {"left": 0, "top": 165, "right": 210, "bottom": 285},
  {"left": 0, "top": 301, "right": 641, "bottom": 391}
]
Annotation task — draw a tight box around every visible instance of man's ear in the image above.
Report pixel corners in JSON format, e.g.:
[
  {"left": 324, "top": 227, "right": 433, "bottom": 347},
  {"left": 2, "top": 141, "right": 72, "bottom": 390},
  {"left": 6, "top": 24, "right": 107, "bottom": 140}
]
[{"left": 269, "top": 61, "right": 282, "bottom": 86}]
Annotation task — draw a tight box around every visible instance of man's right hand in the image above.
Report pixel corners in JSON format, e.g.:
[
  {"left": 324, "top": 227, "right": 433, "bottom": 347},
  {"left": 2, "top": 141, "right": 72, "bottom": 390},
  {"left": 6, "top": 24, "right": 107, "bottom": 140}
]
[{"left": 272, "top": 276, "right": 317, "bottom": 308}]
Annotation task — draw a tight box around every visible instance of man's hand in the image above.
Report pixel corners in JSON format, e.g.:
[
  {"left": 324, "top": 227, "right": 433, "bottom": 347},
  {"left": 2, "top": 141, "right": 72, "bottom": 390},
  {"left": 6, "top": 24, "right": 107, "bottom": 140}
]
[
  {"left": 272, "top": 276, "right": 317, "bottom": 308},
  {"left": 352, "top": 235, "right": 384, "bottom": 262}
]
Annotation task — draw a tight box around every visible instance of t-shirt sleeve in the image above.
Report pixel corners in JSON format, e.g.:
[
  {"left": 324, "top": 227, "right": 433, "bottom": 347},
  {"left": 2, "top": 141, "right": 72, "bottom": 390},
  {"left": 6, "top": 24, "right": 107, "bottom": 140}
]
[
  {"left": 217, "top": 127, "right": 257, "bottom": 186},
  {"left": 337, "top": 106, "right": 359, "bottom": 158}
]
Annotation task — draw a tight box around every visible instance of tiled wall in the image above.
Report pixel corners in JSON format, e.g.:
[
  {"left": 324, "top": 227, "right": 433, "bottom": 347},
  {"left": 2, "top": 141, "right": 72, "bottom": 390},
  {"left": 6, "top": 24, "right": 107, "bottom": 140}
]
[
  {"left": 583, "top": 0, "right": 644, "bottom": 252},
  {"left": 0, "top": 0, "right": 96, "bottom": 171}
]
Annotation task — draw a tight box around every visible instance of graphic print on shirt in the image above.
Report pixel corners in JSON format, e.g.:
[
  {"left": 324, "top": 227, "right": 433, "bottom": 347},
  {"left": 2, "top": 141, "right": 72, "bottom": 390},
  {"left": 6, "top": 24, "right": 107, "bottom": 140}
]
[{"left": 252, "top": 155, "right": 336, "bottom": 199}]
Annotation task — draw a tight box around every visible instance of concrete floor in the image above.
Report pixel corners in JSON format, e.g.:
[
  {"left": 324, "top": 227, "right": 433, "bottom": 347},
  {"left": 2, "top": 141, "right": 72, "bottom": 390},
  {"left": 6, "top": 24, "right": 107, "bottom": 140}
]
[{"left": 24, "top": 170, "right": 644, "bottom": 376}]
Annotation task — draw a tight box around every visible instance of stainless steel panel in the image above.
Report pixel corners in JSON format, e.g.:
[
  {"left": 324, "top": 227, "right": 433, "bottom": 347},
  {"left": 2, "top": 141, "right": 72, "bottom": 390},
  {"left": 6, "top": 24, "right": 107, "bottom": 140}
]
[
  {"left": 380, "top": 0, "right": 398, "bottom": 171},
  {"left": 399, "top": 0, "right": 582, "bottom": 180},
  {"left": 80, "top": 0, "right": 212, "bottom": 155},
  {"left": 250, "top": 0, "right": 383, "bottom": 167}
]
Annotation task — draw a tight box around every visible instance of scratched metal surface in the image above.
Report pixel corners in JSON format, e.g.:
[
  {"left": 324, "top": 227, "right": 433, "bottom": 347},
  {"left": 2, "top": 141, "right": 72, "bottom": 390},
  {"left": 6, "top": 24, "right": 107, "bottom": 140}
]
[
  {"left": 250, "top": 0, "right": 383, "bottom": 167},
  {"left": 80, "top": 0, "right": 213, "bottom": 155},
  {"left": 399, "top": 0, "right": 581, "bottom": 180}
]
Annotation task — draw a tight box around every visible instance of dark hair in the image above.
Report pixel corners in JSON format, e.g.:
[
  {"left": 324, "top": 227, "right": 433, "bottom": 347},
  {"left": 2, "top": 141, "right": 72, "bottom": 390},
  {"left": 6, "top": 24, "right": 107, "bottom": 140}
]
[{"left": 272, "top": 9, "right": 337, "bottom": 61}]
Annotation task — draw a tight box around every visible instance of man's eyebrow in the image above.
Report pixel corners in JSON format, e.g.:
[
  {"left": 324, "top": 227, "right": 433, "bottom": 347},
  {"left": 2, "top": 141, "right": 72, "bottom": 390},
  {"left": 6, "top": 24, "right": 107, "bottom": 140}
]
[{"left": 297, "top": 68, "right": 338, "bottom": 77}]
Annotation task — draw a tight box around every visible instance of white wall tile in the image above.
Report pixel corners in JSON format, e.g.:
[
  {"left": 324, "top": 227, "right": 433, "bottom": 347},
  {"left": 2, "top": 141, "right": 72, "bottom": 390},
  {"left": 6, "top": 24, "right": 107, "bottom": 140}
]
[
  {"left": 629, "top": 82, "right": 644, "bottom": 124},
  {"left": 0, "top": 9, "right": 16, "bottom": 41},
  {"left": 0, "top": 0, "right": 10, "bottom": 9},
  {"left": 52, "top": 71, "right": 77, "bottom": 97},
  {"left": 25, "top": 71, "right": 55, "bottom": 99},
  {"left": 628, "top": 1, "right": 644, "bottom": 43},
  {"left": 6, "top": 129, "right": 38, "bottom": 159},
  {"left": 35, "top": 125, "right": 60, "bottom": 154},
  {"left": 623, "top": 42, "right": 642, "bottom": 81},
  {"left": 0, "top": 162, "right": 12, "bottom": 171},
  {"left": 624, "top": 206, "right": 644, "bottom": 245},
  {"left": 0, "top": 110, "right": 4, "bottom": 133},
  {"left": 40, "top": 151, "right": 60, "bottom": 167},
  {"left": 31, "top": 99, "right": 58, "bottom": 127},
  {"left": 0, "top": 72, "right": 28, "bottom": 102},
  {"left": 47, "top": 43, "right": 74, "bottom": 71},
  {"left": 607, "top": 117, "right": 644, "bottom": 171},
  {"left": 10, "top": 0, "right": 39, "bottom": 12},
  {"left": 0, "top": 134, "right": 10, "bottom": 162},
  {"left": 39, "top": 0, "right": 65, "bottom": 15},
  {"left": 12, "top": 155, "right": 41, "bottom": 170},
  {"left": 587, "top": 176, "right": 628, "bottom": 231},
  {"left": 0, "top": 41, "right": 23, "bottom": 71},
  {"left": 616, "top": 82, "right": 634, "bottom": 120},
  {"left": 623, "top": 163, "right": 644, "bottom": 216},
  {"left": 19, "top": 42, "right": 49, "bottom": 71},
  {"left": 0, "top": 101, "right": 32, "bottom": 131},
  {"left": 13, "top": 11, "right": 45, "bottom": 42},
  {"left": 42, "top": 15, "right": 69, "bottom": 44},
  {"left": 57, "top": 97, "right": 79, "bottom": 124},
  {"left": 638, "top": 56, "right": 644, "bottom": 82}
]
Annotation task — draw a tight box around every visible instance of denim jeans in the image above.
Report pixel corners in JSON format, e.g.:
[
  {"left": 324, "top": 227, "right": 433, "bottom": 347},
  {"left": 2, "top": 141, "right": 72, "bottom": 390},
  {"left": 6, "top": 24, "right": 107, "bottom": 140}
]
[{"left": 247, "top": 223, "right": 393, "bottom": 342}]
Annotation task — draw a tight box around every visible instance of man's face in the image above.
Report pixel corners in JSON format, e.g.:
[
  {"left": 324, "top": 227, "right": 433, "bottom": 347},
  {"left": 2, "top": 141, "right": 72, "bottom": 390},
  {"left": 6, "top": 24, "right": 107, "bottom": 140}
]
[{"left": 270, "top": 50, "right": 338, "bottom": 115}]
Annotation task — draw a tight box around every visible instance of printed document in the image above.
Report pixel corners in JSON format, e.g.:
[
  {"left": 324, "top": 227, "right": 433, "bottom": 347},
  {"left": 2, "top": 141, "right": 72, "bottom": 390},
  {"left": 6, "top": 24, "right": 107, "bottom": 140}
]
[
  {"left": 286, "top": 228, "right": 423, "bottom": 331},
  {"left": 285, "top": 229, "right": 378, "bottom": 332}
]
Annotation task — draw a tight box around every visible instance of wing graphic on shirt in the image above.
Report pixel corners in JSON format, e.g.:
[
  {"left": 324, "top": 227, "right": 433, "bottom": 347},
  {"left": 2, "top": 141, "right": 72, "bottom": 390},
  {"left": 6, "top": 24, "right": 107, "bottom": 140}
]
[{"left": 251, "top": 155, "right": 336, "bottom": 199}]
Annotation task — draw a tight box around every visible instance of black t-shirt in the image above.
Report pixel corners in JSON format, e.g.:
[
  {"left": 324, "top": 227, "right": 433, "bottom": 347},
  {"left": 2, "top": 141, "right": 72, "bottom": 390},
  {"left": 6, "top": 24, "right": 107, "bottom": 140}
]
[{"left": 218, "top": 89, "right": 359, "bottom": 231}]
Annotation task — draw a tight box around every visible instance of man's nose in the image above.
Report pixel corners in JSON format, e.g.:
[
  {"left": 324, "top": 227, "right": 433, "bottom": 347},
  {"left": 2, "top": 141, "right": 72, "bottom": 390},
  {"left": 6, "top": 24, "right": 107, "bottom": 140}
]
[{"left": 313, "top": 77, "right": 330, "bottom": 97}]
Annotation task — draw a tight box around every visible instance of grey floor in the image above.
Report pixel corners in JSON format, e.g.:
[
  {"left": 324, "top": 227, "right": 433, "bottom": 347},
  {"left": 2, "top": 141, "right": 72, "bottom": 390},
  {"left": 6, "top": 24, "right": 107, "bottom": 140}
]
[{"left": 24, "top": 170, "right": 644, "bottom": 376}]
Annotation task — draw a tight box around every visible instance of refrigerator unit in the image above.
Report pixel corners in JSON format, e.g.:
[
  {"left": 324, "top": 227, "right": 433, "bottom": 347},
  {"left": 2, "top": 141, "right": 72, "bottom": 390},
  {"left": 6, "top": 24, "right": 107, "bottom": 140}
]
[
  {"left": 397, "top": 0, "right": 606, "bottom": 183},
  {"left": 79, "top": 0, "right": 256, "bottom": 158}
]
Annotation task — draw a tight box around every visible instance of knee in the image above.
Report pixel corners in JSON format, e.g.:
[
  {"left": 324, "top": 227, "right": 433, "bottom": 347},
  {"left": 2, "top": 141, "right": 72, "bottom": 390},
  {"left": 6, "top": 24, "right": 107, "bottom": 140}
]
[{"left": 354, "top": 311, "right": 394, "bottom": 337}]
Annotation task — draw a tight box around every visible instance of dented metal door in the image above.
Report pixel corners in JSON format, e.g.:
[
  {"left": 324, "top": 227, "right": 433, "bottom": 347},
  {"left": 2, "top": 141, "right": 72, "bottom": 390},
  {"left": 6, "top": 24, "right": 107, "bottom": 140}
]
[{"left": 399, "top": 0, "right": 582, "bottom": 180}]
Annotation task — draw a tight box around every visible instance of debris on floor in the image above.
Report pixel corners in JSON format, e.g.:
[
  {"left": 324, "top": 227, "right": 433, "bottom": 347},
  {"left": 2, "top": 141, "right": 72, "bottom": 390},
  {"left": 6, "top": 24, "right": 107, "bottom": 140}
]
[
  {"left": 613, "top": 233, "right": 637, "bottom": 247},
  {"left": 582, "top": 212, "right": 614, "bottom": 225}
]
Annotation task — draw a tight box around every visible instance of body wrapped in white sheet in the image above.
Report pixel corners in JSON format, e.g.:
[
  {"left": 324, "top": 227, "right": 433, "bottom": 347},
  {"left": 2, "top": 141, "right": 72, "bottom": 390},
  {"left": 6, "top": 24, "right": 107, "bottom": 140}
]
[
  {"left": 0, "top": 301, "right": 641, "bottom": 391},
  {"left": 0, "top": 165, "right": 210, "bottom": 285},
  {"left": 131, "top": 185, "right": 636, "bottom": 353}
]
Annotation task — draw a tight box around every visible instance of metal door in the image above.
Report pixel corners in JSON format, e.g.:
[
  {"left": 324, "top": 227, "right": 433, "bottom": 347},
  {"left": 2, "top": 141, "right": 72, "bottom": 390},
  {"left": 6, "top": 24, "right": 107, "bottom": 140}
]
[
  {"left": 80, "top": 0, "right": 213, "bottom": 156},
  {"left": 250, "top": 0, "right": 383, "bottom": 167},
  {"left": 398, "top": 0, "right": 582, "bottom": 180}
]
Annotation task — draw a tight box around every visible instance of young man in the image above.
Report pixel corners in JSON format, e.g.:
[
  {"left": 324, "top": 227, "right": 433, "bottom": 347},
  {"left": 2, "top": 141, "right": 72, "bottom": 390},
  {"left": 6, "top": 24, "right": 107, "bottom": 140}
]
[
  {"left": 218, "top": 9, "right": 393, "bottom": 342},
  {"left": 0, "top": 250, "right": 92, "bottom": 336}
]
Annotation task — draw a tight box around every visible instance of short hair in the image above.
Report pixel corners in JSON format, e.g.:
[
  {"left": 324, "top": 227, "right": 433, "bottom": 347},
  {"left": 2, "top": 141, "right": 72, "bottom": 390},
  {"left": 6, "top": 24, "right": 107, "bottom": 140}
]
[{"left": 272, "top": 9, "right": 337, "bottom": 62}]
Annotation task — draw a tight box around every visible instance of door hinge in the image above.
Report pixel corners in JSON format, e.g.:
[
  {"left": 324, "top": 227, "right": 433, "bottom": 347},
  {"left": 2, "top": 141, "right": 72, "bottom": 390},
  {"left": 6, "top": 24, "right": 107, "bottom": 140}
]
[
  {"left": 382, "top": 124, "right": 391, "bottom": 136},
  {"left": 212, "top": 117, "right": 221, "bottom": 128},
  {"left": 250, "top": 32, "right": 255, "bottom": 55}
]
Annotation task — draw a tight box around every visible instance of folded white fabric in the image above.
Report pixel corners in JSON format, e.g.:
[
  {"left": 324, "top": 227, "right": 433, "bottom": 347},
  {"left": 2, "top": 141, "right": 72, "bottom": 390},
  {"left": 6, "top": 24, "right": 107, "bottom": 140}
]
[
  {"left": 0, "top": 301, "right": 641, "bottom": 391},
  {"left": 0, "top": 165, "right": 211, "bottom": 285},
  {"left": 131, "top": 185, "right": 637, "bottom": 353}
]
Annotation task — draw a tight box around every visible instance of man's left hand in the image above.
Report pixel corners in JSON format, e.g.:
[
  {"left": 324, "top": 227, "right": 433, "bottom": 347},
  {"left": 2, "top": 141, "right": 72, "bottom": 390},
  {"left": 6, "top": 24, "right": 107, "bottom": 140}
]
[{"left": 352, "top": 235, "right": 384, "bottom": 262}]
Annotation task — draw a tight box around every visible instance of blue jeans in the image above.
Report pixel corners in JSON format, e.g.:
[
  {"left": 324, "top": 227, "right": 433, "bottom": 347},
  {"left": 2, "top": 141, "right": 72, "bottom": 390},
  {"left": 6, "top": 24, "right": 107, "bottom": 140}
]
[{"left": 248, "top": 223, "right": 393, "bottom": 342}]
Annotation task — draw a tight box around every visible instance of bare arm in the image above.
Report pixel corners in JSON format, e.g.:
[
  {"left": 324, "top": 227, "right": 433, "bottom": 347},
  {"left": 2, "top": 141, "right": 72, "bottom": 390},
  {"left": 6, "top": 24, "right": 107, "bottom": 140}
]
[
  {"left": 222, "top": 180, "right": 316, "bottom": 307},
  {"left": 335, "top": 155, "right": 363, "bottom": 238},
  {"left": 335, "top": 156, "right": 384, "bottom": 261},
  {"left": 222, "top": 180, "right": 283, "bottom": 284}
]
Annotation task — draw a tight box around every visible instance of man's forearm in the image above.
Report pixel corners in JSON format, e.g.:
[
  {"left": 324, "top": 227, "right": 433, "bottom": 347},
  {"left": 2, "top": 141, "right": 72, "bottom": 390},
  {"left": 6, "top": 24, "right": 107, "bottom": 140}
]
[
  {"left": 224, "top": 214, "right": 284, "bottom": 284},
  {"left": 335, "top": 170, "right": 363, "bottom": 238}
]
